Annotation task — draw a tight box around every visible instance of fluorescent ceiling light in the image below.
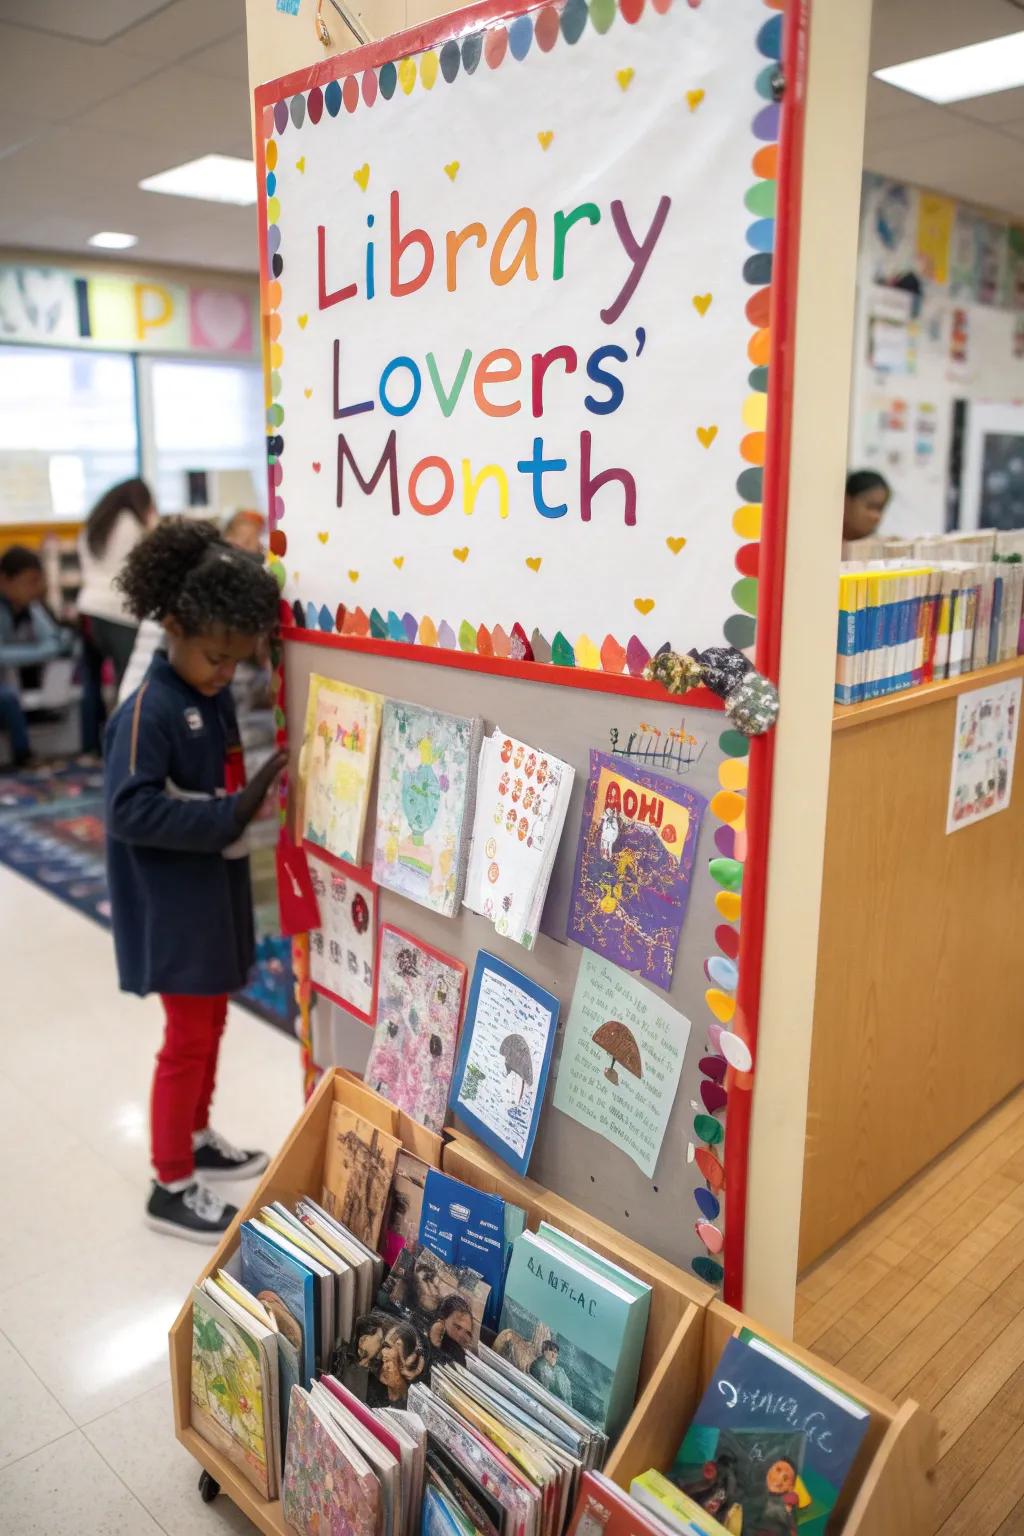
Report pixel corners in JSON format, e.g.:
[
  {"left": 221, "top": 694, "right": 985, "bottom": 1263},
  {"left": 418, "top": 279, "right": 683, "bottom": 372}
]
[
  {"left": 88, "top": 230, "right": 138, "bottom": 250},
  {"left": 874, "top": 30, "right": 1024, "bottom": 104},
  {"left": 139, "top": 154, "right": 256, "bottom": 206}
]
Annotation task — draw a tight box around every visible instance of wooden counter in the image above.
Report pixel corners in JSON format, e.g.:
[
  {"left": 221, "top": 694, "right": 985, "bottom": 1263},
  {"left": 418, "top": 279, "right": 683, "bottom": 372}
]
[{"left": 799, "top": 657, "right": 1024, "bottom": 1270}]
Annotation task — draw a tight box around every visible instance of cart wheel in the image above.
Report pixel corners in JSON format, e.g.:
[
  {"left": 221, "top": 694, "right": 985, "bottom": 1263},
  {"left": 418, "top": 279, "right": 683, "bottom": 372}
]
[{"left": 198, "top": 1470, "right": 220, "bottom": 1504}]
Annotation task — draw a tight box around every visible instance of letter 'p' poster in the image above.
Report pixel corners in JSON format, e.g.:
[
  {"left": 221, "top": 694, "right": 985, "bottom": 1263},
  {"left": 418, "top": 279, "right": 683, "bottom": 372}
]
[{"left": 257, "top": 0, "right": 789, "bottom": 677}]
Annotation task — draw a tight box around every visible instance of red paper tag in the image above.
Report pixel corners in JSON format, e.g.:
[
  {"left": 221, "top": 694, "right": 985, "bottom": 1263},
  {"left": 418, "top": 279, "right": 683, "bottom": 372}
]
[
  {"left": 276, "top": 830, "right": 321, "bottom": 936},
  {"left": 223, "top": 744, "right": 247, "bottom": 795}
]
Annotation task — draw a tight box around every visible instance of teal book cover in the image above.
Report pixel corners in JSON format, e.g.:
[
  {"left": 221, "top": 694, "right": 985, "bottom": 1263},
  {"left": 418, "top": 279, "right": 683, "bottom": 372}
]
[{"left": 496, "top": 1230, "right": 647, "bottom": 1439}]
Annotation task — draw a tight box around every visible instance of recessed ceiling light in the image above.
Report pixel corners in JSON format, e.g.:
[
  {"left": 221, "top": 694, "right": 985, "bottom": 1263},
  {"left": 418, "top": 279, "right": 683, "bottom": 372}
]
[
  {"left": 88, "top": 231, "right": 138, "bottom": 250},
  {"left": 139, "top": 154, "right": 256, "bottom": 207},
  {"left": 874, "top": 30, "right": 1024, "bottom": 105}
]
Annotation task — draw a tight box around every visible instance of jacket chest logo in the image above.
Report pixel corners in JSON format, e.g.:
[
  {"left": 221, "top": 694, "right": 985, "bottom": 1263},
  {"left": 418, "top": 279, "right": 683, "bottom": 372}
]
[{"left": 184, "top": 707, "right": 205, "bottom": 735}]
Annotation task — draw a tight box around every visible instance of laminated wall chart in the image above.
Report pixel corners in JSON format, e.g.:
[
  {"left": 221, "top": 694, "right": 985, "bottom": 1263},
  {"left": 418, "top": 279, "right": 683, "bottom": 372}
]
[{"left": 256, "top": 0, "right": 804, "bottom": 1301}]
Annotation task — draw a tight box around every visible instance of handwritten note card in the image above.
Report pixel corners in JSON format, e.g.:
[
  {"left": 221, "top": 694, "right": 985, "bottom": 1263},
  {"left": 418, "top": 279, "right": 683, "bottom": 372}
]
[
  {"left": 307, "top": 851, "right": 377, "bottom": 1022},
  {"left": 449, "top": 952, "right": 559, "bottom": 1176},
  {"left": 552, "top": 950, "right": 690, "bottom": 1178}
]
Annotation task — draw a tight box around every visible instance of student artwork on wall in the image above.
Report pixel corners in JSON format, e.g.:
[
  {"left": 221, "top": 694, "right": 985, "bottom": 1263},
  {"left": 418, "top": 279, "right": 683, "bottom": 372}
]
[
  {"left": 372, "top": 700, "right": 482, "bottom": 916},
  {"left": 298, "top": 674, "right": 382, "bottom": 865},
  {"left": 552, "top": 949, "right": 690, "bottom": 1179},
  {"left": 449, "top": 951, "right": 559, "bottom": 1176},
  {"left": 364, "top": 924, "right": 467, "bottom": 1132},
  {"left": 306, "top": 850, "right": 378, "bottom": 1020},
  {"left": 257, "top": 0, "right": 786, "bottom": 683},
  {"left": 568, "top": 751, "right": 706, "bottom": 988},
  {"left": 946, "top": 677, "right": 1022, "bottom": 833}
]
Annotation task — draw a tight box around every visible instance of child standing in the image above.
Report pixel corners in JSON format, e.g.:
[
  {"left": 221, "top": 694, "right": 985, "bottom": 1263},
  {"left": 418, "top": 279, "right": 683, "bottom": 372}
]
[{"left": 104, "top": 518, "right": 288, "bottom": 1241}]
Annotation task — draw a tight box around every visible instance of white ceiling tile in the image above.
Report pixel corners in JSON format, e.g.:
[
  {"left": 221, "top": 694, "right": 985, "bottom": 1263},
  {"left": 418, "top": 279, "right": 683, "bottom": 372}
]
[
  {"left": 108, "top": 0, "right": 244, "bottom": 62},
  {"left": 0, "top": 1, "right": 169, "bottom": 45},
  {"left": 949, "top": 86, "right": 1024, "bottom": 126},
  {"left": 74, "top": 63, "right": 251, "bottom": 159},
  {"left": 192, "top": 31, "right": 250, "bottom": 84},
  {"left": 869, "top": 0, "right": 1024, "bottom": 70},
  {"left": 0, "top": 22, "right": 161, "bottom": 121}
]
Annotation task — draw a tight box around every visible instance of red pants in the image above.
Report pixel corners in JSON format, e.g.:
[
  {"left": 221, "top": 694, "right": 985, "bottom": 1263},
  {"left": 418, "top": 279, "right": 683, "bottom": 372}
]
[{"left": 151, "top": 994, "right": 228, "bottom": 1184}]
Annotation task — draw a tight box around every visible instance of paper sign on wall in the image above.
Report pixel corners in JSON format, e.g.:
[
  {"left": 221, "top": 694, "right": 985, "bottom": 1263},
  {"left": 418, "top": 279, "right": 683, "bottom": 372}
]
[
  {"left": 258, "top": 0, "right": 778, "bottom": 674},
  {"left": 947, "top": 677, "right": 1022, "bottom": 834}
]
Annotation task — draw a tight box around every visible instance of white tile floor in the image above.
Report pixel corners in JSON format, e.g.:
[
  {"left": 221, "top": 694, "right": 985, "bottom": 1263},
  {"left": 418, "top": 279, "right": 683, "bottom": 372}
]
[{"left": 0, "top": 866, "right": 305, "bottom": 1534}]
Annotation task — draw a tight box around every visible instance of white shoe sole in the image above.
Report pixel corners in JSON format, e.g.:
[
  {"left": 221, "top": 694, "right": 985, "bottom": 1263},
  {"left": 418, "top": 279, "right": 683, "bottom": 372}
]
[
  {"left": 144, "top": 1214, "right": 229, "bottom": 1244},
  {"left": 193, "top": 1153, "right": 270, "bottom": 1183}
]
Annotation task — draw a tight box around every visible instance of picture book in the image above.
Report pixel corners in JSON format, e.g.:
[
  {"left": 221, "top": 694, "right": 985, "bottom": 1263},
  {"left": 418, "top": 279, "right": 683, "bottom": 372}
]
[
  {"left": 571, "top": 1470, "right": 728, "bottom": 1536},
  {"left": 307, "top": 851, "right": 378, "bottom": 1021},
  {"left": 190, "top": 1284, "right": 275, "bottom": 1500},
  {"left": 322, "top": 1101, "right": 402, "bottom": 1250},
  {"left": 312, "top": 1378, "right": 403, "bottom": 1536},
  {"left": 449, "top": 952, "right": 559, "bottom": 1177},
  {"left": 406, "top": 1381, "right": 539, "bottom": 1536},
  {"left": 567, "top": 752, "right": 706, "bottom": 989},
  {"left": 551, "top": 950, "right": 691, "bottom": 1179},
  {"left": 464, "top": 729, "right": 575, "bottom": 950},
  {"left": 382, "top": 1148, "right": 433, "bottom": 1268},
  {"left": 497, "top": 1228, "right": 651, "bottom": 1440},
  {"left": 364, "top": 925, "right": 467, "bottom": 1133},
  {"left": 282, "top": 1383, "right": 381, "bottom": 1536},
  {"left": 239, "top": 1219, "right": 317, "bottom": 1392},
  {"left": 343, "top": 1307, "right": 431, "bottom": 1409},
  {"left": 630, "top": 1469, "right": 730, "bottom": 1535},
  {"left": 379, "top": 1240, "right": 490, "bottom": 1355},
  {"left": 372, "top": 699, "right": 482, "bottom": 917},
  {"left": 419, "top": 1168, "right": 523, "bottom": 1331},
  {"left": 299, "top": 673, "right": 382, "bottom": 865},
  {"left": 670, "top": 1334, "right": 871, "bottom": 1536}
]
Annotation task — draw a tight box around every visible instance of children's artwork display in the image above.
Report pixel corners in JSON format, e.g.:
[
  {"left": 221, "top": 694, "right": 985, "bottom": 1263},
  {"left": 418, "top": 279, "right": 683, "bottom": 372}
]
[
  {"left": 373, "top": 700, "right": 482, "bottom": 917},
  {"left": 298, "top": 674, "right": 381, "bottom": 864},
  {"left": 552, "top": 950, "right": 690, "bottom": 1179},
  {"left": 464, "top": 729, "right": 574, "bottom": 949},
  {"left": 568, "top": 752, "right": 705, "bottom": 987},
  {"left": 449, "top": 951, "right": 559, "bottom": 1175},
  {"left": 946, "top": 677, "right": 1021, "bottom": 833},
  {"left": 364, "top": 925, "right": 468, "bottom": 1132},
  {"left": 306, "top": 851, "right": 377, "bottom": 1021}
]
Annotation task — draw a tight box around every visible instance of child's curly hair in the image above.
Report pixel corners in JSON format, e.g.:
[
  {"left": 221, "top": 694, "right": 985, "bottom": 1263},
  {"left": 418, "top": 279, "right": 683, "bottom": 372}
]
[{"left": 116, "top": 516, "right": 280, "bottom": 636}]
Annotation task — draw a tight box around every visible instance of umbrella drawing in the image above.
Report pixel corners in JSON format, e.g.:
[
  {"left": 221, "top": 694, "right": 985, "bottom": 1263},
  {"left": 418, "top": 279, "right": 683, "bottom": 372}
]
[
  {"left": 499, "top": 1033, "right": 534, "bottom": 1105},
  {"left": 592, "top": 1020, "right": 642, "bottom": 1086}
]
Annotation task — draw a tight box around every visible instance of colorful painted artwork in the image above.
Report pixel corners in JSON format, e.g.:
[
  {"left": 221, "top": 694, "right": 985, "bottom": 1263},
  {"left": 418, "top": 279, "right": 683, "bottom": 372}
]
[
  {"left": 282, "top": 1385, "right": 381, "bottom": 1536},
  {"left": 322, "top": 1102, "right": 401, "bottom": 1249},
  {"left": 364, "top": 925, "right": 467, "bottom": 1132},
  {"left": 299, "top": 674, "right": 382, "bottom": 866},
  {"left": 306, "top": 850, "right": 377, "bottom": 1021},
  {"left": 947, "top": 678, "right": 1022, "bottom": 833},
  {"left": 464, "top": 729, "right": 574, "bottom": 949},
  {"left": 568, "top": 752, "right": 706, "bottom": 988},
  {"left": 190, "top": 1288, "right": 272, "bottom": 1500},
  {"left": 552, "top": 950, "right": 690, "bottom": 1178},
  {"left": 449, "top": 952, "right": 559, "bottom": 1176},
  {"left": 372, "top": 700, "right": 481, "bottom": 917}
]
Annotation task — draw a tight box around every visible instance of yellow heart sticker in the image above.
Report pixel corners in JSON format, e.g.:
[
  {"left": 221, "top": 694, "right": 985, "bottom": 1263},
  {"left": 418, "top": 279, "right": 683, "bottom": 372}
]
[
  {"left": 303, "top": 387, "right": 313, "bottom": 399},
  {"left": 353, "top": 163, "right": 370, "bottom": 191},
  {"left": 452, "top": 547, "right": 470, "bottom": 562},
  {"left": 537, "top": 130, "right": 554, "bottom": 151},
  {"left": 444, "top": 161, "right": 460, "bottom": 181},
  {"left": 348, "top": 570, "right": 359, "bottom": 582},
  {"left": 634, "top": 597, "right": 655, "bottom": 615},
  {"left": 686, "top": 89, "right": 705, "bottom": 112},
  {"left": 317, "top": 531, "right": 329, "bottom": 544},
  {"left": 666, "top": 536, "right": 687, "bottom": 554},
  {"left": 616, "top": 68, "right": 635, "bottom": 91},
  {"left": 692, "top": 293, "right": 713, "bottom": 315},
  {"left": 393, "top": 556, "right": 405, "bottom": 568},
  {"left": 696, "top": 425, "right": 718, "bottom": 448},
  {"left": 296, "top": 156, "right": 306, "bottom": 173},
  {"left": 297, "top": 313, "right": 309, "bottom": 329},
  {"left": 525, "top": 556, "right": 542, "bottom": 572}
]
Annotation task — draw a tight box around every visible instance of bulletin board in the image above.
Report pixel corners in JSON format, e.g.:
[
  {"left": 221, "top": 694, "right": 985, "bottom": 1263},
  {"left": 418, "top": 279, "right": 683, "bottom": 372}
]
[{"left": 255, "top": 0, "right": 806, "bottom": 1303}]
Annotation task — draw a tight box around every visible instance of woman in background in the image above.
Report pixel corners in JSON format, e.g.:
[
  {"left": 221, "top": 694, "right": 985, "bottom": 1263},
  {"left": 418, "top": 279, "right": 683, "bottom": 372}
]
[
  {"left": 843, "top": 469, "right": 891, "bottom": 543},
  {"left": 78, "top": 477, "right": 155, "bottom": 752}
]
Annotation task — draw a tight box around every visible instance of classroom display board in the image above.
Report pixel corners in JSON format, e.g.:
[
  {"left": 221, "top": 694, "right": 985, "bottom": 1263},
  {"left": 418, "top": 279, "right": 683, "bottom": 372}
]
[{"left": 256, "top": 0, "right": 801, "bottom": 1302}]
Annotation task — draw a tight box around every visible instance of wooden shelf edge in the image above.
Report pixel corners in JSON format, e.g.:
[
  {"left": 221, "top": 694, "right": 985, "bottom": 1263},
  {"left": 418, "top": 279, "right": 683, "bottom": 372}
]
[{"left": 832, "top": 655, "right": 1024, "bottom": 732}]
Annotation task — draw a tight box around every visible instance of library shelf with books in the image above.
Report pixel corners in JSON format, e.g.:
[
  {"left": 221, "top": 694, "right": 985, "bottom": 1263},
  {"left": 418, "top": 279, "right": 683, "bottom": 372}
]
[{"left": 168, "top": 1070, "right": 936, "bottom": 1536}]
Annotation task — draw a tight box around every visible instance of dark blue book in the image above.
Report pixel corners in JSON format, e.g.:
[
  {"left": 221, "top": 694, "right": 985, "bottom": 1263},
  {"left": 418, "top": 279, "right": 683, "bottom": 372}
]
[
  {"left": 239, "top": 1219, "right": 317, "bottom": 1390},
  {"left": 419, "top": 1168, "right": 524, "bottom": 1329},
  {"left": 670, "top": 1333, "right": 870, "bottom": 1536}
]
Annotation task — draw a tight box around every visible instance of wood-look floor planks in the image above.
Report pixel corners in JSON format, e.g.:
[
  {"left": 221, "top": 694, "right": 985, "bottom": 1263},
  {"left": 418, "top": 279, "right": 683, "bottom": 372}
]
[{"left": 797, "top": 1088, "right": 1024, "bottom": 1536}]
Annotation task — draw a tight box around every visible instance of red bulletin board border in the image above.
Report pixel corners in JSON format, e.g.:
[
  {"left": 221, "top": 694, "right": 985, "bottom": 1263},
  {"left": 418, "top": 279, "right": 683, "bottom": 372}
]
[
  {"left": 258, "top": 0, "right": 805, "bottom": 1309},
  {"left": 304, "top": 844, "right": 379, "bottom": 1026},
  {"left": 722, "top": 0, "right": 808, "bottom": 1308}
]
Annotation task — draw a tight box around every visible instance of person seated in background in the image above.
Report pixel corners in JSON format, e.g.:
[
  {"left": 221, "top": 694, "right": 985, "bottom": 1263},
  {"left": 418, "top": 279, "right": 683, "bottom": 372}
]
[
  {"left": 0, "top": 545, "right": 72, "bottom": 767},
  {"left": 843, "top": 469, "right": 892, "bottom": 543}
]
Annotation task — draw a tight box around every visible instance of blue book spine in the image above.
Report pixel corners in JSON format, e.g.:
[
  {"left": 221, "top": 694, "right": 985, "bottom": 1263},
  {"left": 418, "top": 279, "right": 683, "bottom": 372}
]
[
  {"left": 419, "top": 1169, "right": 507, "bottom": 1328},
  {"left": 991, "top": 577, "right": 1003, "bottom": 665},
  {"left": 239, "top": 1222, "right": 316, "bottom": 1389}
]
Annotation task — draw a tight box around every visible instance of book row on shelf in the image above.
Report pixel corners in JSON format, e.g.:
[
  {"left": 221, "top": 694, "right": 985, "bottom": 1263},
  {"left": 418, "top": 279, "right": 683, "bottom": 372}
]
[{"left": 187, "top": 1096, "right": 872, "bottom": 1536}]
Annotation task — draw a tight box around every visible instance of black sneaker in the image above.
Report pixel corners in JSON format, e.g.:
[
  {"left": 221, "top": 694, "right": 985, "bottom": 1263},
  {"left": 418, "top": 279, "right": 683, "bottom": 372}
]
[
  {"left": 145, "top": 1181, "right": 238, "bottom": 1244},
  {"left": 192, "top": 1127, "right": 270, "bottom": 1182}
]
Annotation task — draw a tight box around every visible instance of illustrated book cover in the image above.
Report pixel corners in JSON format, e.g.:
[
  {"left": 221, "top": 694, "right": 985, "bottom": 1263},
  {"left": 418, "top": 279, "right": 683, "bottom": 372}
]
[
  {"left": 382, "top": 1147, "right": 433, "bottom": 1268},
  {"left": 570, "top": 1470, "right": 729, "bottom": 1536},
  {"left": 239, "top": 1219, "right": 316, "bottom": 1392},
  {"left": 497, "top": 1228, "right": 651, "bottom": 1440},
  {"left": 448, "top": 951, "right": 559, "bottom": 1177},
  {"left": 567, "top": 751, "right": 706, "bottom": 988},
  {"left": 372, "top": 699, "right": 482, "bottom": 917},
  {"left": 307, "top": 850, "right": 378, "bottom": 1021},
  {"left": 282, "top": 1383, "right": 381, "bottom": 1536},
  {"left": 322, "top": 1101, "right": 402, "bottom": 1250},
  {"left": 190, "top": 1284, "right": 275, "bottom": 1500},
  {"left": 379, "top": 1240, "right": 490, "bottom": 1357},
  {"left": 464, "top": 729, "right": 575, "bottom": 949},
  {"left": 298, "top": 673, "right": 382, "bottom": 866},
  {"left": 420, "top": 1168, "right": 523, "bottom": 1331},
  {"left": 670, "top": 1334, "right": 871, "bottom": 1535},
  {"left": 364, "top": 925, "right": 467, "bottom": 1133}
]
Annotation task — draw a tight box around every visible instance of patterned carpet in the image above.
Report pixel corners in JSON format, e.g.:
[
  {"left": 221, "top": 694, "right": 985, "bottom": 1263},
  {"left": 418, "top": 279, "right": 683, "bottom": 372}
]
[{"left": 0, "top": 758, "right": 295, "bottom": 1033}]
